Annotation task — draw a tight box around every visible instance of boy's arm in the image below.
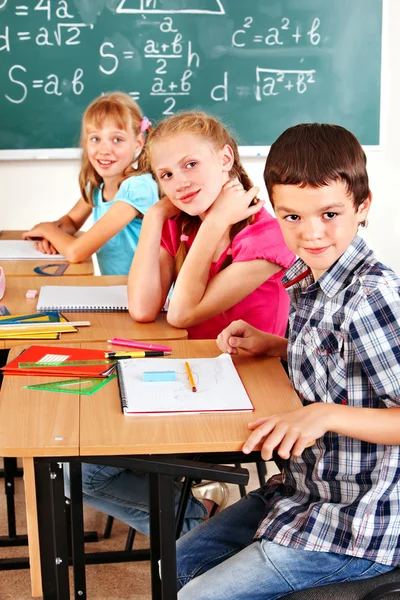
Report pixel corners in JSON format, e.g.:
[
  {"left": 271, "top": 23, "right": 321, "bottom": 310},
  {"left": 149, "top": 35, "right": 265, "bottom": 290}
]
[
  {"left": 243, "top": 403, "right": 400, "bottom": 461},
  {"left": 217, "top": 320, "right": 288, "bottom": 360},
  {"left": 244, "top": 284, "right": 400, "bottom": 460}
]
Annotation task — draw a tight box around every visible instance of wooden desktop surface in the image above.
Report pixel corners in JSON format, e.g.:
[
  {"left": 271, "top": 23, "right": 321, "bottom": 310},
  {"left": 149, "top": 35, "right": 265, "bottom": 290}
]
[
  {"left": 0, "top": 344, "right": 80, "bottom": 597},
  {"left": 0, "top": 340, "right": 301, "bottom": 457},
  {"left": 0, "top": 340, "right": 300, "bottom": 598},
  {"left": 1, "top": 275, "right": 187, "bottom": 347},
  {"left": 0, "top": 346, "right": 80, "bottom": 458},
  {"left": 80, "top": 340, "right": 301, "bottom": 456},
  {"left": 0, "top": 230, "right": 94, "bottom": 276}
]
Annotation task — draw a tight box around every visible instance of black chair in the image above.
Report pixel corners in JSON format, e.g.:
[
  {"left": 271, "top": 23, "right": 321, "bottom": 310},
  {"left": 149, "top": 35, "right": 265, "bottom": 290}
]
[{"left": 282, "top": 569, "right": 400, "bottom": 599}]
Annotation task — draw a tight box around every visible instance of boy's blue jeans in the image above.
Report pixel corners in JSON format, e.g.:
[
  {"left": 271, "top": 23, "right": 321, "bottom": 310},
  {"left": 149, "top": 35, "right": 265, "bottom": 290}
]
[
  {"left": 63, "top": 463, "right": 207, "bottom": 536},
  {"left": 176, "top": 489, "right": 393, "bottom": 600}
]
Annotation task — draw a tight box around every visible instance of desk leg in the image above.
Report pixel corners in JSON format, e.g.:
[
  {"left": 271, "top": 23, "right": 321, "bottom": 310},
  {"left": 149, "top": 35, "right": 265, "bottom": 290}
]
[
  {"left": 149, "top": 473, "right": 162, "bottom": 600},
  {"left": 69, "top": 461, "right": 87, "bottom": 599},
  {"left": 22, "top": 458, "right": 42, "bottom": 598},
  {"left": 35, "top": 460, "right": 70, "bottom": 600},
  {"left": 158, "top": 474, "right": 178, "bottom": 600}
]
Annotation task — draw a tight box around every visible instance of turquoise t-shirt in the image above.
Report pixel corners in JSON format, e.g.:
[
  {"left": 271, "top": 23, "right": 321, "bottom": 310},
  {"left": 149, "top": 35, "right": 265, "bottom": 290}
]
[{"left": 93, "top": 173, "right": 158, "bottom": 275}]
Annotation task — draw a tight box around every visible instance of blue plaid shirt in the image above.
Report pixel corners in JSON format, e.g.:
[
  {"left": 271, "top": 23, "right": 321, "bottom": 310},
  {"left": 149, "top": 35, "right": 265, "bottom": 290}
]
[{"left": 255, "top": 235, "right": 400, "bottom": 566}]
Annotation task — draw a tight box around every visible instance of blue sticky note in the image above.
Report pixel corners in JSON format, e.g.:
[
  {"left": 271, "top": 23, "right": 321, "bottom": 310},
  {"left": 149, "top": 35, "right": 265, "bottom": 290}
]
[{"left": 143, "top": 371, "right": 177, "bottom": 382}]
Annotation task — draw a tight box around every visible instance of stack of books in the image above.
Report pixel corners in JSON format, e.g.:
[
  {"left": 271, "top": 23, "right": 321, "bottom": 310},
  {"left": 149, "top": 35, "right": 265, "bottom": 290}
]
[{"left": 0, "top": 311, "right": 90, "bottom": 340}]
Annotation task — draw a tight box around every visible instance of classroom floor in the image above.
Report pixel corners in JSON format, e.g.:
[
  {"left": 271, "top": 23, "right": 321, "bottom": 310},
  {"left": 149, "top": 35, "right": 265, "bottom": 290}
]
[{"left": 0, "top": 460, "right": 277, "bottom": 599}]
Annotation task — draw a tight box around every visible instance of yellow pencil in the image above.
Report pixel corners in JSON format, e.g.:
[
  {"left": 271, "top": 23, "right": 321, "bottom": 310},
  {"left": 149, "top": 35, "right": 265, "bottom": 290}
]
[{"left": 184, "top": 361, "right": 197, "bottom": 392}]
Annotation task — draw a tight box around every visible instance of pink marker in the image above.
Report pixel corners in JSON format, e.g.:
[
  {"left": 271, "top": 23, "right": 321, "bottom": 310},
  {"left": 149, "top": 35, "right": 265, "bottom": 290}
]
[{"left": 107, "top": 337, "right": 172, "bottom": 353}]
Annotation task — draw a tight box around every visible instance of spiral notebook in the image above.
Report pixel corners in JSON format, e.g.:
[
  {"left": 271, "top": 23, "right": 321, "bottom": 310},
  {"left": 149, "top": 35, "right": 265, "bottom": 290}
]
[
  {"left": 36, "top": 285, "right": 128, "bottom": 312},
  {"left": 117, "top": 354, "right": 254, "bottom": 415},
  {"left": 0, "top": 240, "right": 64, "bottom": 260}
]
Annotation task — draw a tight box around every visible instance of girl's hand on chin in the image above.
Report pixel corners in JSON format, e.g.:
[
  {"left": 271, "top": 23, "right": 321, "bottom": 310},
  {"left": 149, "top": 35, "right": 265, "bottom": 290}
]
[
  {"left": 206, "top": 180, "right": 263, "bottom": 226},
  {"left": 152, "top": 196, "right": 181, "bottom": 220}
]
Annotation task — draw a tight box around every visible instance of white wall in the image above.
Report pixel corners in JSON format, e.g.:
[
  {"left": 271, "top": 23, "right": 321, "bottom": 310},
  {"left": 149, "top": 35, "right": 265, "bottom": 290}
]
[{"left": 2, "top": 0, "right": 400, "bottom": 272}]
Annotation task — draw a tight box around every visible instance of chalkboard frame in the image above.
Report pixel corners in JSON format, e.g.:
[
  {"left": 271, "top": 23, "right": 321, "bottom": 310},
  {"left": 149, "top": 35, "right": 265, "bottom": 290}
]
[{"left": 0, "top": 0, "right": 385, "bottom": 160}]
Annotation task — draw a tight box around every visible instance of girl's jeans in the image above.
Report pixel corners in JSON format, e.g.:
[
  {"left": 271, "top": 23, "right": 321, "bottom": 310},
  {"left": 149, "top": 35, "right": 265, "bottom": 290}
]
[{"left": 64, "top": 462, "right": 206, "bottom": 536}]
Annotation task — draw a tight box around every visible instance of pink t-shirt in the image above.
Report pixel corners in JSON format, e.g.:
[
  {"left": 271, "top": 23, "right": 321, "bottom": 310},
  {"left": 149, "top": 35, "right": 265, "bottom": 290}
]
[{"left": 161, "top": 208, "right": 295, "bottom": 340}]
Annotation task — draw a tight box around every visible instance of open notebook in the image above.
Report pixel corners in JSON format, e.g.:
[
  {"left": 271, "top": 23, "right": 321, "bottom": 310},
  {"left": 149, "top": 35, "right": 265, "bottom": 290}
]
[
  {"left": 0, "top": 240, "right": 64, "bottom": 260},
  {"left": 117, "top": 354, "right": 254, "bottom": 415},
  {"left": 37, "top": 285, "right": 128, "bottom": 312}
]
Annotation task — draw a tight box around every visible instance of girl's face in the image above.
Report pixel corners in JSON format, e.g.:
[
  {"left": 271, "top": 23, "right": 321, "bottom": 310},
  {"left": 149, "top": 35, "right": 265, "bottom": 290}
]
[
  {"left": 86, "top": 118, "right": 144, "bottom": 183},
  {"left": 150, "top": 132, "right": 234, "bottom": 218}
]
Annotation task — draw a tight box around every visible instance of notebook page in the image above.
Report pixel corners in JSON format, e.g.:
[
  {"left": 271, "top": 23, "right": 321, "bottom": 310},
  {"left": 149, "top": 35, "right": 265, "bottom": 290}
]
[
  {"left": 0, "top": 240, "right": 65, "bottom": 260},
  {"left": 117, "top": 354, "right": 254, "bottom": 415},
  {"left": 36, "top": 285, "right": 128, "bottom": 312}
]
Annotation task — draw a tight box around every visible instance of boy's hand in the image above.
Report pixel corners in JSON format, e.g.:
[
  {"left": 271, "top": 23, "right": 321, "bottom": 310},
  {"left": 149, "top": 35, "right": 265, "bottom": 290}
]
[
  {"left": 217, "top": 320, "right": 271, "bottom": 355},
  {"left": 205, "top": 180, "right": 263, "bottom": 227},
  {"left": 243, "top": 403, "right": 331, "bottom": 460}
]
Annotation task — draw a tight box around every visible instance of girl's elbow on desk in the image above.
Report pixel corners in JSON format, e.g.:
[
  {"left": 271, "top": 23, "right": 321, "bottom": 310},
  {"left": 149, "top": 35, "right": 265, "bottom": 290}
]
[
  {"left": 166, "top": 306, "right": 197, "bottom": 329},
  {"left": 64, "top": 247, "right": 89, "bottom": 264},
  {"left": 128, "top": 304, "right": 159, "bottom": 323}
]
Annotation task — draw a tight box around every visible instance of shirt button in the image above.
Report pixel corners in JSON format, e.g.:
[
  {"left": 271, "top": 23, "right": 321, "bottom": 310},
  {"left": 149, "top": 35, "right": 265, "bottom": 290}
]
[{"left": 319, "top": 344, "right": 325, "bottom": 352}]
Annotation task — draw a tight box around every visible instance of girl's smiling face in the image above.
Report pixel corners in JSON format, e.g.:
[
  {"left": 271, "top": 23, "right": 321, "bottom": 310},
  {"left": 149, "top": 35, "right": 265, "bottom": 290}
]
[
  {"left": 150, "top": 132, "right": 233, "bottom": 219},
  {"left": 86, "top": 118, "right": 143, "bottom": 184}
]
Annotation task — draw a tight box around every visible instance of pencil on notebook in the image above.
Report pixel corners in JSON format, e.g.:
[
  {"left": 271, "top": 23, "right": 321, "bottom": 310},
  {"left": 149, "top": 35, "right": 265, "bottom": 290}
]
[{"left": 184, "top": 361, "right": 197, "bottom": 392}]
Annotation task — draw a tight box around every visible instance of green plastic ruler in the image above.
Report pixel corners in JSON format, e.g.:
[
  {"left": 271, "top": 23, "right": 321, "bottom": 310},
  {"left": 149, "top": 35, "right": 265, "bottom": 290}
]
[
  {"left": 19, "top": 359, "right": 115, "bottom": 368},
  {"left": 24, "top": 374, "right": 117, "bottom": 395}
]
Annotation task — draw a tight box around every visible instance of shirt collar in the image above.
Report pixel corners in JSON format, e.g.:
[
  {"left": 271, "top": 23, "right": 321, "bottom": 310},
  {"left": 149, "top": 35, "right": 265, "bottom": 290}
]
[{"left": 282, "top": 235, "right": 373, "bottom": 298}]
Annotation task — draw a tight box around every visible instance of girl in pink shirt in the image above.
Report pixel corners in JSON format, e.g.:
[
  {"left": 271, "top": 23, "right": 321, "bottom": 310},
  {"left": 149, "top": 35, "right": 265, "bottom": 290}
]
[
  {"left": 129, "top": 111, "right": 295, "bottom": 339},
  {"left": 68, "top": 113, "right": 296, "bottom": 538}
]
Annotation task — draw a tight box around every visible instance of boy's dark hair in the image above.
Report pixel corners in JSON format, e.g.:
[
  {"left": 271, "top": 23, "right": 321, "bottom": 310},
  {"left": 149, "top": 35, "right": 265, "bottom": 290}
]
[{"left": 264, "top": 123, "right": 370, "bottom": 209}]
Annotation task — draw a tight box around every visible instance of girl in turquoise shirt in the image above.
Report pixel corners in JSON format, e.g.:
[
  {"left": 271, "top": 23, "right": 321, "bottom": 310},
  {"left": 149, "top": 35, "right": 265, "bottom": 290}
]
[{"left": 23, "top": 92, "right": 158, "bottom": 275}]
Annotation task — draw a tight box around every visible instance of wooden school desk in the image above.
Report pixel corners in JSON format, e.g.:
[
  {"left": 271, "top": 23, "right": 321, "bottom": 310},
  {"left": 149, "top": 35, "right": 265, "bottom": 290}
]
[
  {"left": 0, "top": 344, "right": 81, "bottom": 597},
  {"left": 1, "top": 275, "right": 187, "bottom": 348},
  {"left": 0, "top": 230, "right": 94, "bottom": 277},
  {"left": 0, "top": 340, "right": 302, "bottom": 598}
]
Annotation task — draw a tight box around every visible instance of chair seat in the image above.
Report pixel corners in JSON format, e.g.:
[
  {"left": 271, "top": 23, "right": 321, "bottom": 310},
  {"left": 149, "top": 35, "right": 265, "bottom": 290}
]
[{"left": 282, "top": 567, "right": 400, "bottom": 600}]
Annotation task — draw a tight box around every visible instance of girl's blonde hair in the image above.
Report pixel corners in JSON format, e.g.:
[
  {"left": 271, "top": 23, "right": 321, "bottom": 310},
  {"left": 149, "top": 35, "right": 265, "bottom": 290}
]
[
  {"left": 79, "top": 92, "right": 151, "bottom": 206},
  {"left": 143, "top": 111, "right": 255, "bottom": 277}
]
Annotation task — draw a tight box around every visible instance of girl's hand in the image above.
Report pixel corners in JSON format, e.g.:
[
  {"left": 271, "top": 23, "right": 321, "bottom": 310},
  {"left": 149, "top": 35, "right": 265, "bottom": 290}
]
[
  {"left": 150, "top": 196, "right": 181, "bottom": 221},
  {"left": 242, "top": 403, "right": 330, "bottom": 460},
  {"left": 33, "top": 239, "right": 59, "bottom": 254},
  {"left": 22, "top": 222, "right": 55, "bottom": 240},
  {"left": 23, "top": 223, "right": 60, "bottom": 254},
  {"left": 217, "top": 320, "right": 273, "bottom": 355},
  {"left": 205, "top": 180, "right": 263, "bottom": 227}
]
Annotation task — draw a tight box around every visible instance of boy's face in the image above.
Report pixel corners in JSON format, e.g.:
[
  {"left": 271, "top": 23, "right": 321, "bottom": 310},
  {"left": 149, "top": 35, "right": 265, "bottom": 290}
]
[{"left": 273, "top": 180, "right": 371, "bottom": 281}]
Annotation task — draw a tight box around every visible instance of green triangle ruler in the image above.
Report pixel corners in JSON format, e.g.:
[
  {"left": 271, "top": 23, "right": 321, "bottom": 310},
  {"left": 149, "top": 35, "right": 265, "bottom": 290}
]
[{"left": 24, "top": 374, "right": 117, "bottom": 396}]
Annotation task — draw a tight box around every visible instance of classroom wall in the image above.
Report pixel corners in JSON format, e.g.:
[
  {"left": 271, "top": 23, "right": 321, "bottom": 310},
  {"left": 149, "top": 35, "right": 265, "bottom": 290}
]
[{"left": 2, "top": 0, "right": 400, "bottom": 272}]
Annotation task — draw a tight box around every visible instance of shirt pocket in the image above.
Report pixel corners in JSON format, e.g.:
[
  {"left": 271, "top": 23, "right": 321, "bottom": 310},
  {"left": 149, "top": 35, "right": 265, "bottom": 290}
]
[{"left": 296, "top": 328, "right": 347, "bottom": 404}]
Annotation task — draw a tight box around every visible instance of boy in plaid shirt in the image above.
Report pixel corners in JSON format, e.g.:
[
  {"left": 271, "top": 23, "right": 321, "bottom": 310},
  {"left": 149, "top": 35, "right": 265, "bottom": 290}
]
[{"left": 176, "top": 123, "right": 400, "bottom": 599}]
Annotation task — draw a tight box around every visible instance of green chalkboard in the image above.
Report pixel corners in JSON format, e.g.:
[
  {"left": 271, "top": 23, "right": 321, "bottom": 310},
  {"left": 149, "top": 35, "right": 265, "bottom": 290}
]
[{"left": 0, "top": 0, "right": 382, "bottom": 155}]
